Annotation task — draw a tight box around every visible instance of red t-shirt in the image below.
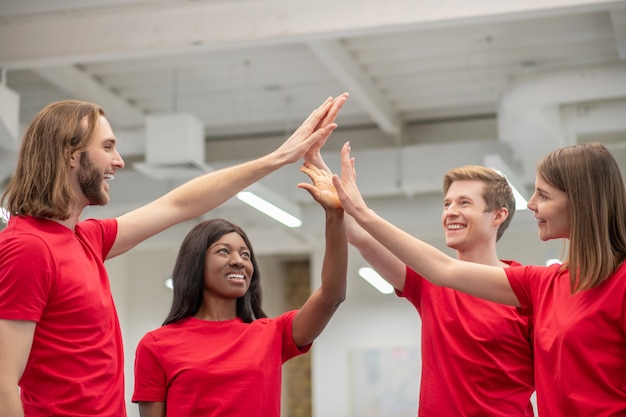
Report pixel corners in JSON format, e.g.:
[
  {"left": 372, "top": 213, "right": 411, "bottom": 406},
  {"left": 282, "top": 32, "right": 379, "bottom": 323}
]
[
  {"left": 399, "top": 262, "right": 535, "bottom": 417},
  {"left": 133, "top": 310, "right": 310, "bottom": 417},
  {"left": 0, "top": 216, "right": 124, "bottom": 417},
  {"left": 507, "top": 263, "right": 626, "bottom": 416}
]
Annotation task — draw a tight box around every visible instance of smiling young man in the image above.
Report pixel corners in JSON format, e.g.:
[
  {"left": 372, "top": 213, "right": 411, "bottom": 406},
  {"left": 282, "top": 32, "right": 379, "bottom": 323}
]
[
  {"left": 303, "top": 149, "right": 535, "bottom": 416},
  {"left": 0, "top": 95, "right": 347, "bottom": 417}
]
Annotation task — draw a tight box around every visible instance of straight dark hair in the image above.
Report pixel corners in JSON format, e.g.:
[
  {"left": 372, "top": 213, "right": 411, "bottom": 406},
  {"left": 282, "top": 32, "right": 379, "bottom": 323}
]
[{"left": 163, "top": 218, "right": 267, "bottom": 325}]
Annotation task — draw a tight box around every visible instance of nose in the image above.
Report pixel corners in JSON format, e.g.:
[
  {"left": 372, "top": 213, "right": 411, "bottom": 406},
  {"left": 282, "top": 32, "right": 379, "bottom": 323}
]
[
  {"left": 113, "top": 150, "right": 125, "bottom": 169},
  {"left": 229, "top": 253, "right": 245, "bottom": 267},
  {"left": 526, "top": 194, "right": 537, "bottom": 212},
  {"left": 445, "top": 202, "right": 460, "bottom": 214}
]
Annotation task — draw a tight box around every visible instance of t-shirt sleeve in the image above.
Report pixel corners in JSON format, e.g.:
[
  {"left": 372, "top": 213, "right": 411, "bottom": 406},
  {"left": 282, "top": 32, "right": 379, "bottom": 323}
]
[
  {"left": 279, "top": 310, "right": 311, "bottom": 363},
  {"left": 79, "top": 218, "right": 118, "bottom": 259},
  {"left": 0, "top": 233, "right": 53, "bottom": 321},
  {"left": 396, "top": 266, "right": 423, "bottom": 306},
  {"left": 133, "top": 333, "right": 168, "bottom": 403},
  {"left": 505, "top": 265, "right": 534, "bottom": 316}
]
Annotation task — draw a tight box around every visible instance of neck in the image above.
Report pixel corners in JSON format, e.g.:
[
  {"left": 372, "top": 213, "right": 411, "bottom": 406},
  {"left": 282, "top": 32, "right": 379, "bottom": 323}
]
[
  {"left": 455, "top": 240, "right": 507, "bottom": 267},
  {"left": 44, "top": 207, "right": 82, "bottom": 230},
  {"left": 194, "top": 297, "right": 237, "bottom": 321}
]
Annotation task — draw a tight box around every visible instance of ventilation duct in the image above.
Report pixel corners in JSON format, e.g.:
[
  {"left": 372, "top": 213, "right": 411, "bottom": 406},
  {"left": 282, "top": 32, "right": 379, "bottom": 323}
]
[
  {"left": 134, "top": 113, "right": 212, "bottom": 180},
  {"left": 498, "top": 62, "right": 626, "bottom": 184}
]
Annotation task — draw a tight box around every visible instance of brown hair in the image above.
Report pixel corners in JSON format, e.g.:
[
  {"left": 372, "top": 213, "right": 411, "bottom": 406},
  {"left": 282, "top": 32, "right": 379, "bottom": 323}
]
[
  {"left": 0, "top": 100, "right": 104, "bottom": 220},
  {"left": 443, "top": 165, "right": 516, "bottom": 241},
  {"left": 537, "top": 142, "right": 626, "bottom": 293}
]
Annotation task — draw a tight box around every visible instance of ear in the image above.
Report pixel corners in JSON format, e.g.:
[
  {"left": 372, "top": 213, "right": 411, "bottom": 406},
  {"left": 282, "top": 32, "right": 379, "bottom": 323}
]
[
  {"left": 493, "top": 207, "right": 509, "bottom": 226},
  {"left": 66, "top": 147, "right": 79, "bottom": 168}
]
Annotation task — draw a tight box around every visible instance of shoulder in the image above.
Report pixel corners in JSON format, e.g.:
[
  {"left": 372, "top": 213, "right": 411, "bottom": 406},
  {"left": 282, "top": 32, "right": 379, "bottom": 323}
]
[
  {"left": 77, "top": 217, "right": 117, "bottom": 236},
  {"left": 0, "top": 224, "right": 53, "bottom": 261},
  {"left": 266, "top": 310, "right": 299, "bottom": 330}
]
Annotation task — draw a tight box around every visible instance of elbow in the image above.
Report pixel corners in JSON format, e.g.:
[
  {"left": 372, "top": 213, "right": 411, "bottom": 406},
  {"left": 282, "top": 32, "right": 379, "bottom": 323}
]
[
  {"left": 334, "top": 293, "right": 347, "bottom": 308},
  {"left": 324, "top": 291, "right": 346, "bottom": 310},
  {"left": 321, "top": 290, "right": 346, "bottom": 312}
]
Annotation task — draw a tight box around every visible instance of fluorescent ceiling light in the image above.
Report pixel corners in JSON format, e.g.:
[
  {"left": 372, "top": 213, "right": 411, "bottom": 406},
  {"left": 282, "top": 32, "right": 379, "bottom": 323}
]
[
  {"left": 546, "top": 258, "right": 562, "bottom": 266},
  {"left": 358, "top": 267, "right": 394, "bottom": 294},
  {"left": 484, "top": 154, "right": 528, "bottom": 211},
  {"left": 164, "top": 278, "right": 173, "bottom": 290},
  {"left": 493, "top": 169, "right": 528, "bottom": 211},
  {"left": 510, "top": 182, "right": 528, "bottom": 211},
  {"left": 237, "top": 190, "right": 302, "bottom": 228}
]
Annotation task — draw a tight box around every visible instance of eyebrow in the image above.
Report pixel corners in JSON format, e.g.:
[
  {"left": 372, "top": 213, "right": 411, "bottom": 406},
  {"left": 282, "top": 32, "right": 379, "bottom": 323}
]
[
  {"left": 211, "top": 242, "right": 249, "bottom": 251},
  {"left": 443, "top": 195, "right": 474, "bottom": 201}
]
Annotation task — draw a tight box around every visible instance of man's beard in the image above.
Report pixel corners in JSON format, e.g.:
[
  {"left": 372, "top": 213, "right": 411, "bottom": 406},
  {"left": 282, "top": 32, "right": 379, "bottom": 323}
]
[{"left": 78, "top": 151, "right": 109, "bottom": 206}]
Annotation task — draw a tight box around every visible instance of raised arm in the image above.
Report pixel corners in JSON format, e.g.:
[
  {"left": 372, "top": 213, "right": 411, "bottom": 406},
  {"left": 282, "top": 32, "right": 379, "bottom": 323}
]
[
  {"left": 291, "top": 164, "right": 347, "bottom": 348},
  {"left": 0, "top": 319, "right": 35, "bottom": 417},
  {"left": 110, "top": 93, "right": 348, "bottom": 258},
  {"left": 332, "top": 142, "right": 520, "bottom": 307},
  {"left": 299, "top": 155, "right": 407, "bottom": 291}
]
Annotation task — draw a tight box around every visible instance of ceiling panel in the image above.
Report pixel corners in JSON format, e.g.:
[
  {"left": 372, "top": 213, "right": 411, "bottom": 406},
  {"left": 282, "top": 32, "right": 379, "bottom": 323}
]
[{"left": 1, "top": 0, "right": 625, "bottom": 253}]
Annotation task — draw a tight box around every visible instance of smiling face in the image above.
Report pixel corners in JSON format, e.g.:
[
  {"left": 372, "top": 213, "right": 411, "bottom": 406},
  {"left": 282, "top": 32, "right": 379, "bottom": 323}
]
[
  {"left": 442, "top": 180, "right": 499, "bottom": 251},
  {"left": 527, "top": 174, "right": 570, "bottom": 241},
  {"left": 203, "top": 231, "right": 254, "bottom": 300},
  {"left": 76, "top": 115, "right": 124, "bottom": 206}
]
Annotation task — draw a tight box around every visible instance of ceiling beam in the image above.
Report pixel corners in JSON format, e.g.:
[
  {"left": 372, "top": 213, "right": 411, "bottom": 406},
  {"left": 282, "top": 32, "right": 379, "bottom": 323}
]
[
  {"left": 307, "top": 40, "right": 401, "bottom": 137},
  {"left": 0, "top": 0, "right": 622, "bottom": 69},
  {"left": 30, "top": 65, "right": 145, "bottom": 129}
]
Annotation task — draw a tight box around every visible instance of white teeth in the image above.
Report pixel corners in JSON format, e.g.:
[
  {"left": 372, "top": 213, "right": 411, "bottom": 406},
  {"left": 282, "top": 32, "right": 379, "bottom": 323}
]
[
  {"left": 447, "top": 224, "right": 465, "bottom": 230},
  {"left": 104, "top": 173, "right": 114, "bottom": 180},
  {"left": 226, "top": 274, "right": 244, "bottom": 280}
]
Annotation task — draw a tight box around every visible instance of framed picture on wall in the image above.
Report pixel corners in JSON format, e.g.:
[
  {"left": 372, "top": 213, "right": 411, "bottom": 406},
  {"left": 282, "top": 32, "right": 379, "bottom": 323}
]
[{"left": 349, "top": 346, "right": 420, "bottom": 417}]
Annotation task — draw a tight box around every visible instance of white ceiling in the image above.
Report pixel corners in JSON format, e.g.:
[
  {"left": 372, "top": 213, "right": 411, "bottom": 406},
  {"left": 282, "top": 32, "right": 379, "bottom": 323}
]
[{"left": 0, "top": 0, "right": 625, "bottom": 254}]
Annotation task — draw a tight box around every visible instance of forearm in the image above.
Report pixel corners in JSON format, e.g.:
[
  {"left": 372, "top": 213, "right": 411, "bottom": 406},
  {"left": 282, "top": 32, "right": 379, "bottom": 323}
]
[
  {"left": 346, "top": 215, "right": 406, "bottom": 289},
  {"left": 355, "top": 206, "right": 520, "bottom": 305},
  {"left": 291, "top": 209, "right": 347, "bottom": 347},
  {"left": 112, "top": 154, "right": 287, "bottom": 257},
  {"left": 319, "top": 208, "right": 347, "bottom": 305},
  {"left": 351, "top": 206, "right": 454, "bottom": 286},
  {"left": 161, "top": 152, "right": 285, "bottom": 222}
]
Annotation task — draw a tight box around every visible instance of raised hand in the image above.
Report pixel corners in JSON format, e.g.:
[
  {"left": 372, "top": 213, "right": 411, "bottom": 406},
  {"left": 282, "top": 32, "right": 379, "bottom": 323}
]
[
  {"left": 298, "top": 162, "right": 342, "bottom": 211},
  {"left": 303, "top": 93, "right": 349, "bottom": 171},
  {"left": 332, "top": 141, "right": 369, "bottom": 217},
  {"left": 273, "top": 93, "right": 348, "bottom": 165}
]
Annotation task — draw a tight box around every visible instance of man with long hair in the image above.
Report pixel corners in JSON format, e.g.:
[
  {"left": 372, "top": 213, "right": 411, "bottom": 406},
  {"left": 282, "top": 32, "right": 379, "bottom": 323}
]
[{"left": 0, "top": 94, "right": 347, "bottom": 417}]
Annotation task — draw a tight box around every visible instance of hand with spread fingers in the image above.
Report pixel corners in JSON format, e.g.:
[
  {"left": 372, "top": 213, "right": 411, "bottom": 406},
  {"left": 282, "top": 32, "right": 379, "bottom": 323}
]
[{"left": 298, "top": 162, "right": 342, "bottom": 211}]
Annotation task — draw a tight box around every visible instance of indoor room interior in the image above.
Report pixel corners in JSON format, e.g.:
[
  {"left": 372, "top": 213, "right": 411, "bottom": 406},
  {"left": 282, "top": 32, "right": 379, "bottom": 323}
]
[{"left": 1, "top": 1, "right": 625, "bottom": 416}]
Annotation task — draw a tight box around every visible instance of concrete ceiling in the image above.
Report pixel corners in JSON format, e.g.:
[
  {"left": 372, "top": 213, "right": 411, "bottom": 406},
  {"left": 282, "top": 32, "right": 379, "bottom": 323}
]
[{"left": 0, "top": 0, "right": 625, "bottom": 254}]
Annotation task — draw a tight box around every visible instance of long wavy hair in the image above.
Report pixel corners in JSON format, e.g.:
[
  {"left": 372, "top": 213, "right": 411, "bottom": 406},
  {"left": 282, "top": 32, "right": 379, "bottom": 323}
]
[
  {"left": 537, "top": 142, "right": 626, "bottom": 292},
  {"left": 163, "top": 218, "right": 267, "bottom": 325},
  {"left": 1, "top": 100, "right": 104, "bottom": 220},
  {"left": 443, "top": 165, "right": 516, "bottom": 241}
]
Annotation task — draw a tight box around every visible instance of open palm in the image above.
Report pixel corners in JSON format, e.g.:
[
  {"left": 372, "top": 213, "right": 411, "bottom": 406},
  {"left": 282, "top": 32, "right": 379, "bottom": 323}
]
[{"left": 298, "top": 162, "right": 342, "bottom": 210}]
